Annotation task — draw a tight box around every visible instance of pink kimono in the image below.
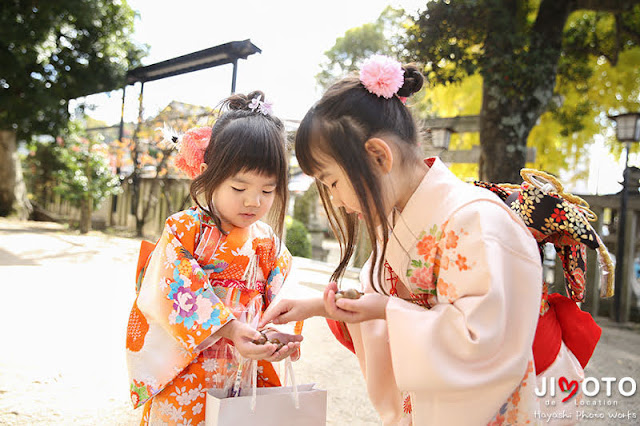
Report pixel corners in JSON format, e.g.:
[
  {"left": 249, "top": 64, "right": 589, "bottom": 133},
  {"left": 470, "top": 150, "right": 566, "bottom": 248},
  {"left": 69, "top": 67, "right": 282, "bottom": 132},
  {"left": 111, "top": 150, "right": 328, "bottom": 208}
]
[{"left": 329, "top": 158, "right": 542, "bottom": 425}]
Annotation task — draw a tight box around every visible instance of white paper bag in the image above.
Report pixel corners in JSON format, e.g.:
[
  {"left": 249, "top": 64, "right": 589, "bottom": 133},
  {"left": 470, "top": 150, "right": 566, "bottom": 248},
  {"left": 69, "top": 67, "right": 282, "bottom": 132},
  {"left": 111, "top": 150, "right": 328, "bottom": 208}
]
[{"left": 205, "top": 360, "right": 327, "bottom": 426}]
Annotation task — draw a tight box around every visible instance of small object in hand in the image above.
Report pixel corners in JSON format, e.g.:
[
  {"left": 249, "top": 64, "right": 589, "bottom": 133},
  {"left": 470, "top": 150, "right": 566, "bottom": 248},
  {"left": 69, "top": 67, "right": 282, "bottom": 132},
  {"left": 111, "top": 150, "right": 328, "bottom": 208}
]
[
  {"left": 252, "top": 330, "right": 268, "bottom": 345},
  {"left": 253, "top": 332, "right": 285, "bottom": 350},
  {"left": 335, "top": 288, "right": 364, "bottom": 300},
  {"left": 269, "top": 338, "right": 285, "bottom": 351}
]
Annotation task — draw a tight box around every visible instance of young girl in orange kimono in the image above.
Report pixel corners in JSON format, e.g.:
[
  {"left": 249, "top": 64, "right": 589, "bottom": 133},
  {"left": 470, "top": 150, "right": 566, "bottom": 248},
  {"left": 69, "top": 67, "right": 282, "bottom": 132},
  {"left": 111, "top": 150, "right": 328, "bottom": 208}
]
[
  {"left": 126, "top": 91, "right": 302, "bottom": 425},
  {"left": 260, "top": 56, "right": 544, "bottom": 425}
]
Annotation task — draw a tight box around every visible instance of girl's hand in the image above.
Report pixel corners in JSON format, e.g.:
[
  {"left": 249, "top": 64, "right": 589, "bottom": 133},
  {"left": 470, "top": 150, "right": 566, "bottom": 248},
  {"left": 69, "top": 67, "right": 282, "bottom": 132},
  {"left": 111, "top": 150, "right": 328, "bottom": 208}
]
[
  {"left": 324, "top": 281, "right": 389, "bottom": 323},
  {"left": 258, "top": 297, "right": 325, "bottom": 328},
  {"left": 261, "top": 330, "right": 304, "bottom": 362},
  {"left": 218, "top": 320, "right": 279, "bottom": 360}
]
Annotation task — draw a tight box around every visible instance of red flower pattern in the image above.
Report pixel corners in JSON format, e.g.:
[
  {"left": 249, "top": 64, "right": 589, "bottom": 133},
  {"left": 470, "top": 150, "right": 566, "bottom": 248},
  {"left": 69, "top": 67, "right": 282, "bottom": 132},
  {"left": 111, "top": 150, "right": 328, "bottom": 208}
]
[{"left": 551, "top": 207, "right": 567, "bottom": 223}]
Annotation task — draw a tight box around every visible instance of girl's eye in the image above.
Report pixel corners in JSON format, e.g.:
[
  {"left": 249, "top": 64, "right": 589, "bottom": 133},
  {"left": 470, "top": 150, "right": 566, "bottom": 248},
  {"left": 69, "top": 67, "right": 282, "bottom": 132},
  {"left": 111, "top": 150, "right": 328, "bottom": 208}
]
[
  {"left": 263, "top": 190, "right": 274, "bottom": 194},
  {"left": 231, "top": 187, "right": 244, "bottom": 192}
]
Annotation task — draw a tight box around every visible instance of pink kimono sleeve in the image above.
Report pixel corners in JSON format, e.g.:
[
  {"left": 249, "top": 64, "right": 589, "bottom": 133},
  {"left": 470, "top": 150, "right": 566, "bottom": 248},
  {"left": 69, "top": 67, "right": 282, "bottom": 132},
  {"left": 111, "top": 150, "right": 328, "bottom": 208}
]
[{"left": 386, "top": 203, "right": 542, "bottom": 398}]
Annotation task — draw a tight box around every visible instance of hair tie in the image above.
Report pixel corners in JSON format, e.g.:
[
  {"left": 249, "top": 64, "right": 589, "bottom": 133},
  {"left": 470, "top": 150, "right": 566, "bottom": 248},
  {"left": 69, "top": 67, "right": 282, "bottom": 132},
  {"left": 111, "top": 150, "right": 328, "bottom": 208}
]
[{"left": 359, "top": 55, "right": 404, "bottom": 99}]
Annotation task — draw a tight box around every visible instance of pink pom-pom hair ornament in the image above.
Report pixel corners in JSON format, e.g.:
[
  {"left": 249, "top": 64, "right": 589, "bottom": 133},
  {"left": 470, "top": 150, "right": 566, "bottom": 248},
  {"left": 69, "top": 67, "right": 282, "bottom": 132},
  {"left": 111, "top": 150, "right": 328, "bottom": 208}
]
[
  {"left": 359, "top": 55, "right": 405, "bottom": 99},
  {"left": 156, "top": 123, "right": 212, "bottom": 179}
]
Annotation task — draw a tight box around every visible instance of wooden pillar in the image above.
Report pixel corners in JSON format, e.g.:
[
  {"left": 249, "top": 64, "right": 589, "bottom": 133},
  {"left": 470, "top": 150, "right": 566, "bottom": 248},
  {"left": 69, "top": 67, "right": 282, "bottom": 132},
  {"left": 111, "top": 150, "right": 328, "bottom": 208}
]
[
  {"left": 618, "top": 209, "right": 636, "bottom": 322},
  {"left": 231, "top": 59, "right": 238, "bottom": 94},
  {"left": 583, "top": 206, "right": 604, "bottom": 315}
]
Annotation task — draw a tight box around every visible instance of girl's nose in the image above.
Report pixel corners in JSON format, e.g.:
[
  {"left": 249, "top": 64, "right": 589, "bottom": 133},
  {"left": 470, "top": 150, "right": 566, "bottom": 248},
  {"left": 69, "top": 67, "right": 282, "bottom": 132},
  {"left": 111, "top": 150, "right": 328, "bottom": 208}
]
[
  {"left": 244, "top": 193, "right": 260, "bottom": 207},
  {"left": 330, "top": 194, "right": 344, "bottom": 208}
]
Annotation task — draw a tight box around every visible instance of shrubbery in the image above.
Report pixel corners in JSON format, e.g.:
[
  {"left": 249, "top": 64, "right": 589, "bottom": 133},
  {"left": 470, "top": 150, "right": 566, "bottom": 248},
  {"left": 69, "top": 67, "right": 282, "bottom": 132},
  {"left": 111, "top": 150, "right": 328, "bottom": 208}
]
[{"left": 285, "top": 216, "right": 312, "bottom": 258}]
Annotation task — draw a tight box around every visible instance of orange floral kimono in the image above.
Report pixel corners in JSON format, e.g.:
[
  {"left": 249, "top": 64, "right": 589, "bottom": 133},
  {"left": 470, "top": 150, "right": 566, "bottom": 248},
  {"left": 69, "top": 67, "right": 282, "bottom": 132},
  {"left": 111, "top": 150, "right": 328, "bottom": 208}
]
[{"left": 126, "top": 207, "right": 292, "bottom": 425}]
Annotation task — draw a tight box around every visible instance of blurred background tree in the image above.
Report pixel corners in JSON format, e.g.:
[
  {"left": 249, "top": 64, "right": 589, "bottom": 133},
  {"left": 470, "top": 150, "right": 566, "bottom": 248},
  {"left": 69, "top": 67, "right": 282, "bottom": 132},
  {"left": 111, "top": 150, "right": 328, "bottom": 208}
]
[
  {"left": 23, "top": 123, "right": 122, "bottom": 232},
  {"left": 404, "top": 0, "right": 640, "bottom": 182},
  {"left": 128, "top": 102, "right": 213, "bottom": 236},
  {"left": 0, "top": 0, "right": 146, "bottom": 217},
  {"left": 316, "top": 2, "right": 640, "bottom": 184},
  {"left": 316, "top": 6, "right": 407, "bottom": 89}
]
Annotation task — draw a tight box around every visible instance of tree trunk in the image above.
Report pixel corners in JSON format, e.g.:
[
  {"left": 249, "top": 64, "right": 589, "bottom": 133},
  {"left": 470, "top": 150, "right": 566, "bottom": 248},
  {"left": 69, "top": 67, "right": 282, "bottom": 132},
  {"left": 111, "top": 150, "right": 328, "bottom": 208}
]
[
  {"left": 79, "top": 140, "right": 94, "bottom": 234},
  {"left": 0, "top": 130, "right": 32, "bottom": 219},
  {"left": 79, "top": 197, "right": 92, "bottom": 233},
  {"left": 478, "top": 84, "right": 535, "bottom": 184},
  {"left": 478, "top": 0, "right": 571, "bottom": 183},
  {"left": 136, "top": 216, "right": 145, "bottom": 237}
]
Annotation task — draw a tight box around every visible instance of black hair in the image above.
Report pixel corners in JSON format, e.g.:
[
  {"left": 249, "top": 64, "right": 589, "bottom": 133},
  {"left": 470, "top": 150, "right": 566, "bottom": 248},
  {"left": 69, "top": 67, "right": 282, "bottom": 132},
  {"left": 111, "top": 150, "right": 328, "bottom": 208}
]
[
  {"left": 191, "top": 91, "right": 288, "bottom": 241},
  {"left": 295, "top": 64, "right": 424, "bottom": 291}
]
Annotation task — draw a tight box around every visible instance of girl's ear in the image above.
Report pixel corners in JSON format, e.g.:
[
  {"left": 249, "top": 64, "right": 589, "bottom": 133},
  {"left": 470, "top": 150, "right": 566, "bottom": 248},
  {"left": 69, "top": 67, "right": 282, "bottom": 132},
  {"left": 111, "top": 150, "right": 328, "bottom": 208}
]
[
  {"left": 200, "top": 163, "right": 208, "bottom": 174},
  {"left": 364, "top": 138, "right": 393, "bottom": 174}
]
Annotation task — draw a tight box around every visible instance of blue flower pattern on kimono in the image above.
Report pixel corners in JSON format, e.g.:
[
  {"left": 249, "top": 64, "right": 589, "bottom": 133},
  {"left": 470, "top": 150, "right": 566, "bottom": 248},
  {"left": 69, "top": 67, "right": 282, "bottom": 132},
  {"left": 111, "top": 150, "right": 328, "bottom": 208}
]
[
  {"left": 264, "top": 265, "right": 283, "bottom": 304},
  {"left": 202, "top": 259, "right": 229, "bottom": 273}
]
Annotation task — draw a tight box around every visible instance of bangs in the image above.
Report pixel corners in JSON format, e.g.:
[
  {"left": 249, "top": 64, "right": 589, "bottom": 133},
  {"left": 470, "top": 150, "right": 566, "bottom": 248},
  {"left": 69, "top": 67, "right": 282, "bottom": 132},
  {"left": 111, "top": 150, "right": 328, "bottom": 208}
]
[{"left": 216, "top": 116, "right": 287, "bottom": 184}]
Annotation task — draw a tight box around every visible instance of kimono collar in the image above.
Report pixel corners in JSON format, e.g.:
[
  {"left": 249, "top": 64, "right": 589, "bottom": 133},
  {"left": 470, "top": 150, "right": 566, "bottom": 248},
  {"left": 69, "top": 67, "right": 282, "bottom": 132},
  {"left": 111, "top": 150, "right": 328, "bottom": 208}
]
[
  {"left": 193, "top": 206, "right": 250, "bottom": 245},
  {"left": 385, "top": 157, "right": 467, "bottom": 278}
]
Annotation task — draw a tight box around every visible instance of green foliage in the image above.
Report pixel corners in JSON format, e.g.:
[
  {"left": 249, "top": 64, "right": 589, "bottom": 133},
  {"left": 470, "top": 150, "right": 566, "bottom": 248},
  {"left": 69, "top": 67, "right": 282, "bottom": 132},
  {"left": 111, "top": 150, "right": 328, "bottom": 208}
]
[
  {"left": 316, "top": 6, "right": 408, "bottom": 89},
  {"left": 22, "top": 137, "right": 68, "bottom": 202},
  {"left": 285, "top": 217, "right": 312, "bottom": 259},
  {"left": 0, "top": 0, "right": 147, "bottom": 141},
  {"left": 405, "top": 1, "right": 639, "bottom": 87},
  {"left": 293, "top": 185, "right": 318, "bottom": 228},
  {"left": 404, "top": 1, "right": 640, "bottom": 119},
  {"left": 23, "top": 124, "right": 121, "bottom": 208}
]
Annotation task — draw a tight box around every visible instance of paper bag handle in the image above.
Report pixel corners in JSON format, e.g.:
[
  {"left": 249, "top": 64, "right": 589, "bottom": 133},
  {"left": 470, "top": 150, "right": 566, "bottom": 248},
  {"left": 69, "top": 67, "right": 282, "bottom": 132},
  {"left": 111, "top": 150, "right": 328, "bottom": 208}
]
[{"left": 250, "top": 357, "right": 299, "bottom": 411}]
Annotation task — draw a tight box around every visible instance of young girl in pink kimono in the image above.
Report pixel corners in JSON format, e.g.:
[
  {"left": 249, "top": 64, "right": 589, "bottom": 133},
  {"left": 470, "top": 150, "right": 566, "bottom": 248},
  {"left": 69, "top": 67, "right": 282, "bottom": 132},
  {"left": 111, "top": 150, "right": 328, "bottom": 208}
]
[
  {"left": 260, "top": 56, "right": 544, "bottom": 425},
  {"left": 126, "top": 91, "right": 303, "bottom": 425}
]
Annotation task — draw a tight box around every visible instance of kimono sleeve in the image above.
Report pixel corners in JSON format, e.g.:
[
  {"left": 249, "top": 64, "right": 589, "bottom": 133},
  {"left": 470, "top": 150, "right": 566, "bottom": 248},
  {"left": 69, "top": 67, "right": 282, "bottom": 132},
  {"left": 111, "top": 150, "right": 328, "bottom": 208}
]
[
  {"left": 136, "top": 211, "right": 236, "bottom": 354},
  {"left": 386, "top": 202, "right": 542, "bottom": 394}
]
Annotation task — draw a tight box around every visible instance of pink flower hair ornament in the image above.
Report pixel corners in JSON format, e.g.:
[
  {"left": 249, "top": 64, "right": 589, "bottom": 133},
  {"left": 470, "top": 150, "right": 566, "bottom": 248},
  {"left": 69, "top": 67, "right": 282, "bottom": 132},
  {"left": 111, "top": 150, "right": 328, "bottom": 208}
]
[
  {"left": 156, "top": 123, "right": 212, "bottom": 179},
  {"left": 359, "top": 55, "right": 405, "bottom": 99},
  {"left": 174, "top": 127, "right": 212, "bottom": 178}
]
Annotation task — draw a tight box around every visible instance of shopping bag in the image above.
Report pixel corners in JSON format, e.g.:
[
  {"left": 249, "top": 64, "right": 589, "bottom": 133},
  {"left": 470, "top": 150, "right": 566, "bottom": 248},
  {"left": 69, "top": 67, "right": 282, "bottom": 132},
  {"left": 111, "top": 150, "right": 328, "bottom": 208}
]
[{"left": 205, "top": 359, "right": 327, "bottom": 426}]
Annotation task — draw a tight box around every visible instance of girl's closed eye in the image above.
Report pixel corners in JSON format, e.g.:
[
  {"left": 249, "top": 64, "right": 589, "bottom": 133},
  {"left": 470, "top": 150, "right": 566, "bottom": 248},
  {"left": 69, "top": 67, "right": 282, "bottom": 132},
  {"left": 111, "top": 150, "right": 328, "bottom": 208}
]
[
  {"left": 263, "top": 189, "right": 274, "bottom": 194},
  {"left": 232, "top": 187, "right": 245, "bottom": 192}
]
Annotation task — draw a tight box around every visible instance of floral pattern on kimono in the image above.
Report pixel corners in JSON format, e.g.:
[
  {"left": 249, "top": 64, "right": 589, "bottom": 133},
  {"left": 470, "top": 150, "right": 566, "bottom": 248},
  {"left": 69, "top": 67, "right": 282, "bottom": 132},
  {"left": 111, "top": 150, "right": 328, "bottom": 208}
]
[
  {"left": 388, "top": 194, "right": 540, "bottom": 425},
  {"left": 387, "top": 254, "right": 537, "bottom": 425},
  {"left": 126, "top": 207, "right": 292, "bottom": 425},
  {"left": 405, "top": 223, "right": 471, "bottom": 308}
]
